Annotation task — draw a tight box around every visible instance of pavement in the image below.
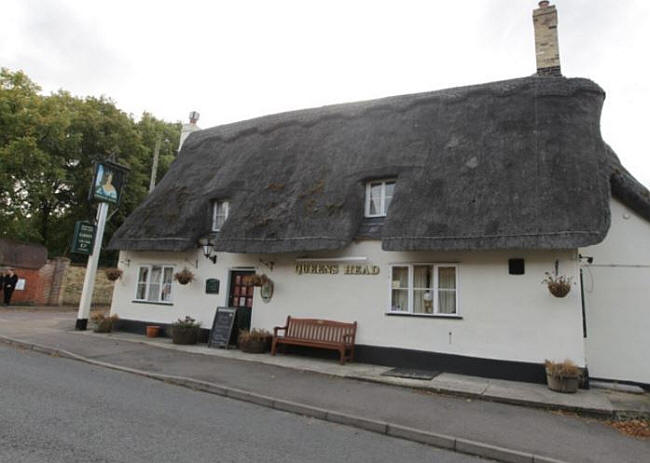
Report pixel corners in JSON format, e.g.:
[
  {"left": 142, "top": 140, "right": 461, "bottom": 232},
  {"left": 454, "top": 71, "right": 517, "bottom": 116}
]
[{"left": 0, "top": 308, "right": 648, "bottom": 463}]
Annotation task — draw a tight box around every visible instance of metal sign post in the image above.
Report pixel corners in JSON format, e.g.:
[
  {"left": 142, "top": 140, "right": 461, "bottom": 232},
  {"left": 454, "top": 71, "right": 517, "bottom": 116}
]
[{"left": 75, "top": 202, "right": 109, "bottom": 330}]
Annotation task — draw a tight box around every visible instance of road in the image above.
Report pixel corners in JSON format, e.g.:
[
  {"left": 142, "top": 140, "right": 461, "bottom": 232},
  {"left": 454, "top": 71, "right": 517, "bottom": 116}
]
[{"left": 0, "top": 344, "right": 483, "bottom": 463}]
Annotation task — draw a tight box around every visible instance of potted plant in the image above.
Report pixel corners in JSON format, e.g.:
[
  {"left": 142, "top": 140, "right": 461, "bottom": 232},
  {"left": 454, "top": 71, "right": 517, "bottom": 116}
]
[
  {"left": 91, "top": 311, "right": 119, "bottom": 333},
  {"left": 238, "top": 329, "right": 272, "bottom": 353},
  {"left": 105, "top": 268, "right": 123, "bottom": 281},
  {"left": 174, "top": 267, "right": 194, "bottom": 285},
  {"left": 542, "top": 260, "right": 572, "bottom": 298},
  {"left": 171, "top": 316, "right": 201, "bottom": 345},
  {"left": 545, "top": 359, "right": 581, "bottom": 393}
]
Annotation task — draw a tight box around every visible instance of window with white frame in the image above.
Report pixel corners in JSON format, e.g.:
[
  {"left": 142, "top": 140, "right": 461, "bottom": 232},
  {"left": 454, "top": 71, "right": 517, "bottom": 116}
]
[
  {"left": 135, "top": 265, "right": 174, "bottom": 303},
  {"left": 212, "top": 200, "right": 229, "bottom": 231},
  {"left": 390, "top": 264, "right": 458, "bottom": 315},
  {"left": 365, "top": 180, "right": 395, "bottom": 217}
]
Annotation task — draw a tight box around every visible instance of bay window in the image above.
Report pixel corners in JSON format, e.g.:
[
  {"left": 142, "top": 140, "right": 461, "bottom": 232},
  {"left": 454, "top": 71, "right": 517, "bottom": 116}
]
[
  {"left": 135, "top": 265, "right": 174, "bottom": 303},
  {"left": 389, "top": 264, "right": 458, "bottom": 315}
]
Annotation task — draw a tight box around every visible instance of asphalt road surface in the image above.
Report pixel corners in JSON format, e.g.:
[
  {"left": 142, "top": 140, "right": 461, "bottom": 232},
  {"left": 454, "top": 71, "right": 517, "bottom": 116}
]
[{"left": 0, "top": 344, "right": 484, "bottom": 463}]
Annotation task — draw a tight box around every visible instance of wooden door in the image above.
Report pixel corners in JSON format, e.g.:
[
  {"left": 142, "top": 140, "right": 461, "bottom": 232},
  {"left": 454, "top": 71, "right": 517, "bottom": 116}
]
[
  {"left": 228, "top": 270, "right": 255, "bottom": 308},
  {"left": 228, "top": 270, "right": 254, "bottom": 333}
]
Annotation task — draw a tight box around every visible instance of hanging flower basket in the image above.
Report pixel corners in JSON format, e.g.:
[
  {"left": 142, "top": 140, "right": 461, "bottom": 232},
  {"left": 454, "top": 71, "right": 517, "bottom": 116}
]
[
  {"left": 542, "top": 260, "right": 572, "bottom": 298},
  {"left": 174, "top": 268, "right": 195, "bottom": 285},
  {"left": 105, "top": 268, "right": 123, "bottom": 281},
  {"left": 243, "top": 273, "right": 273, "bottom": 288},
  {"left": 543, "top": 273, "right": 572, "bottom": 298}
]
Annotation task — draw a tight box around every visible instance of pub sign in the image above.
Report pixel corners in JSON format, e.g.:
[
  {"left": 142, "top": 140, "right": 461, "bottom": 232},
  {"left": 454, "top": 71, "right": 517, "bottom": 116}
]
[
  {"left": 71, "top": 221, "right": 96, "bottom": 255},
  {"left": 90, "top": 161, "right": 128, "bottom": 204}
]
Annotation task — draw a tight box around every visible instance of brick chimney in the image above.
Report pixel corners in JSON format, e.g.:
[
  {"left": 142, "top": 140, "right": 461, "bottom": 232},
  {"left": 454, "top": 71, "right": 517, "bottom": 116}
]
[
  {"left": 178, "top": 111, "right": 201, "bottom": 152},
  {"left": 533, "top": 1, "right": 561, "bottom": 76}
]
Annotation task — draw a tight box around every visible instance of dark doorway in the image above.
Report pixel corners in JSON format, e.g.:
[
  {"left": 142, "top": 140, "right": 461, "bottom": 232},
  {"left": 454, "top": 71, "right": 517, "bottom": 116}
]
[{"left": 228, "top": 270, "right": 255, "bottom": 332}]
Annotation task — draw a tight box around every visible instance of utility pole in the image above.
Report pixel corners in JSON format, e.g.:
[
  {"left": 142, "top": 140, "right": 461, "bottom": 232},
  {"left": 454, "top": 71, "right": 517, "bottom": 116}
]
[
  {"left": 75, "top": 201, "right": 109, "bottom": 330},
  {"left": 149, "top": 137, "right": 161, "bottom": 193}
]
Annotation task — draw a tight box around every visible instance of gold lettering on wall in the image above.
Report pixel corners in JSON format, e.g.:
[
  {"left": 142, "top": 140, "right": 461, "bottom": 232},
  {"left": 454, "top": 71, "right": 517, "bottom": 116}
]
[{"left": 295, "top": 263, "right": 380, "bottom": 275}]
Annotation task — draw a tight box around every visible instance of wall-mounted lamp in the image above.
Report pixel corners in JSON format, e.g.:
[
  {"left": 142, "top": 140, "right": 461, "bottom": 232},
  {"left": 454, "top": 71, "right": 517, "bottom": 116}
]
[{"left": 198, "top": 237, "right": 217, "bottom": 264}]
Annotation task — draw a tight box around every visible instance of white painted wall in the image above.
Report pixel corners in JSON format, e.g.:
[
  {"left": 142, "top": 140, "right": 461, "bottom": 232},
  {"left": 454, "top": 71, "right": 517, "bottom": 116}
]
[
  {"left": 111, "top": 245, "right": 585, "bottom": 367},
  {"left": 581, "top": 198, "right": 650, "bottom": 385}
]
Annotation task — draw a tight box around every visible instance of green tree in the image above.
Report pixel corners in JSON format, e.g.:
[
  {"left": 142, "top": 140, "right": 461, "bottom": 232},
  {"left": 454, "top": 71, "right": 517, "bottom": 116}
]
[{"left": 0, "top": 68, "right": 181, "bottom": 263}]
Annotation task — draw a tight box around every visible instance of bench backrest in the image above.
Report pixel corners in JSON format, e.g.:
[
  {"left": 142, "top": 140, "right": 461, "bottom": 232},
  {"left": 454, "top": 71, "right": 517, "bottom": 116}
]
[{"left": 286, "top": 317, "right": 356, "bottom": 344}]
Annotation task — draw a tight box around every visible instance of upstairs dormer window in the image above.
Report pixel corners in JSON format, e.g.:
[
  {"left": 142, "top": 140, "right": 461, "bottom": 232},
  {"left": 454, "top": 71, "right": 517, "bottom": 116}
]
[
  {"left": 365, "top": 180, "right": 395, "bottom": 218},
  {"left": 212, "top": 200, "right": 229, "bottom": 231}
]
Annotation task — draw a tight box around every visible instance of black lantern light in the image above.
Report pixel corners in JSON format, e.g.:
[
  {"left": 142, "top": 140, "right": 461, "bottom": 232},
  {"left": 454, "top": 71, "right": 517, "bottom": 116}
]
[{"left": 198, "top": 237, "right": 217, "bottom": 264}]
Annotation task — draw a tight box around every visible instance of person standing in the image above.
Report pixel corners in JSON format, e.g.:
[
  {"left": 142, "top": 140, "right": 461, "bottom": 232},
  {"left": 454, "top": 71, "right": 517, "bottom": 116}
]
[{"left": 3, "top": 268, "right": 18, "bottom": 306}]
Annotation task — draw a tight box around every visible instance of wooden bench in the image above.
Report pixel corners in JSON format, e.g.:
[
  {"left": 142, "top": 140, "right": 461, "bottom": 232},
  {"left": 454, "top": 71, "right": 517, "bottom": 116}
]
[{"left": 271, "top": 316, "right": 357, "bottom": 365}]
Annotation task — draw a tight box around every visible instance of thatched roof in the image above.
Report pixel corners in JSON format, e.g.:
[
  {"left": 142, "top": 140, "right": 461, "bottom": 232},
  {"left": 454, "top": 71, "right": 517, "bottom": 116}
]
[{"left": 109, "top": 76, "right": 649, "bottom": 253}]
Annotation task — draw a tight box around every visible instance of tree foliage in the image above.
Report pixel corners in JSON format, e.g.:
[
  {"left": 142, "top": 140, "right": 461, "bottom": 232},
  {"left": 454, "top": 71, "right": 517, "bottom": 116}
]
[{"left": 0, "top": 68, "right": 181, "bottom": 264}]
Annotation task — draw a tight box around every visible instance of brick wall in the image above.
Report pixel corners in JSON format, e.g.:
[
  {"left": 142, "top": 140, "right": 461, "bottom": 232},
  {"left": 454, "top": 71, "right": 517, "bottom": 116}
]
[
  {"left": 61, "top": 265, "right": 115, "bottom": 307},
  {"left": 8, "top": 257, "right": 70, "bottom": 305}
]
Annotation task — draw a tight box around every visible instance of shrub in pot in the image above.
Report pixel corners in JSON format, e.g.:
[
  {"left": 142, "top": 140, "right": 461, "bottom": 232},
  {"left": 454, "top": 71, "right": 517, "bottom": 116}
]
[
  {"left": 545, "top": 359, "right": 581, "bottom": 393},
  {"left": 238, "top": 329, "right": 272, "bottom": 353},
  {"left": 171, "top": 316, "right": 201, "bottom": 345},
  {"left": 91, "top": 312, "right": 119, "bottom": 333}
]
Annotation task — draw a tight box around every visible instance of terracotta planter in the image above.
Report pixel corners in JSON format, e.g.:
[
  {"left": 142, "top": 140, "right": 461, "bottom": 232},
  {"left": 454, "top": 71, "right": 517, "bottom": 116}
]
[
  {"left": 172, "top": 327, "right": 199, "bottom": 345},
  {"left": 146, "top": 325, "right": 160, "bottom": 338},
  {"left": 546, "top": 371, "right": 579, "bottom": 393}
]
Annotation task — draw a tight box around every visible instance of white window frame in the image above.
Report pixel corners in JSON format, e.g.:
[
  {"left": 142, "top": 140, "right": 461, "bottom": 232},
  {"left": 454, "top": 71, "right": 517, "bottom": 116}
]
[
  {"left": 134, "top": 264, "right": 175, "bottom": 304},
  {"left": 212, "top": 200, "right": 230, "bottom": 232},
  {"left": 365, "top": 180, "right": 395, "bottom": 218},
  {"left": 387, "top": 263, "right": 459, "bottom": 316}
]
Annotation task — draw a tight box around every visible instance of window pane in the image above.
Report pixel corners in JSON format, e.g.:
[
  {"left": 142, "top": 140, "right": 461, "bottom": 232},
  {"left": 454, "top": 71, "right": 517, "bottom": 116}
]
[
  {"left": 391, "top": 289, "right": 408, "bottom": 312},
  {"left": 414, "top": 290, "right": 434, "bottom": 314},
  {"left": 136, "top": 267, "right": 148, "bottom": 300},
  {"left": 413, "top": 265, "right": 432, "bottom": 289},
  {"left": 438, "top": 267, "right": 456, "bottom": 289},
  {"left": 438, "top": 290, "right": 456, "bottom": 314},
  {"left": 147, "top": 266, "right": 162, "bottom": 301},
  {"left": 213, "top": 200, "right": 229, "bottom": 230},
  {"left": 137, "top": 267, "right": 148, "bottom": 283},
  {"left": 391, "top": 266, "right": 408, "bottom": 288},
  {"left": 383, "top": 195, "right": 393, "bottom": 214},
  {"left": 161, "top": 267, "right": 173, "bottom": 302},
  {"left": 384, "top": 181, "right": 395, "bottom": 197},
  {"left": 369, "top": 183, "right": 382, "bottom": 215},
  {"left": 136, "top": 284, "right": 147, "bottom": 300}
]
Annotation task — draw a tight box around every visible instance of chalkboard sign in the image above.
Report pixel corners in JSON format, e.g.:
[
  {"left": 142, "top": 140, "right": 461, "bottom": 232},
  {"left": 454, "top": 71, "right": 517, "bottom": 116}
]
[
  {"left": 208, "top": 307, "right": 237, "bottom": 348},
  {"left": 205, "top": 278, "right": 219, "bottom": 294}
]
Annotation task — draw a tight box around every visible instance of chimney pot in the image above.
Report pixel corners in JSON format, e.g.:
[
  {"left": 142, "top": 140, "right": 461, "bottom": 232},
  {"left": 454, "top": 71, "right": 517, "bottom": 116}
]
[{"left": 533, "top": 1, "right": 561, "bottom": 76}]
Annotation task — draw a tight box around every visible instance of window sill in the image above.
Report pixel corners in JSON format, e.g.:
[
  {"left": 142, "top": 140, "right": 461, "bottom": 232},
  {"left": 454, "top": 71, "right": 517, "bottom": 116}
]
[
  {"left": 132, "top": 300, "right": 174, "bottom": 306},
  {"left": 385, "top": 312, "right": 462, "bottom": 319}
]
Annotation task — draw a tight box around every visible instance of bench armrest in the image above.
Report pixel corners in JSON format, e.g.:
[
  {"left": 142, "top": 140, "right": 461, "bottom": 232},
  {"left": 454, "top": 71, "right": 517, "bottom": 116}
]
[
  {"left": 273, "top": 325, "right": 288, "bottom": 337},
  {"left": 342, "top": 333, "right": 355, "bottom": 343}
]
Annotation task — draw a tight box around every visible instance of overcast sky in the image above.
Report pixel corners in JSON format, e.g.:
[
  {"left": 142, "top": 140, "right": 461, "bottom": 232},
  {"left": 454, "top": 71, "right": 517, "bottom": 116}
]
[{"left": 2, "top": 0, "right": 649, "bottom": 186}]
